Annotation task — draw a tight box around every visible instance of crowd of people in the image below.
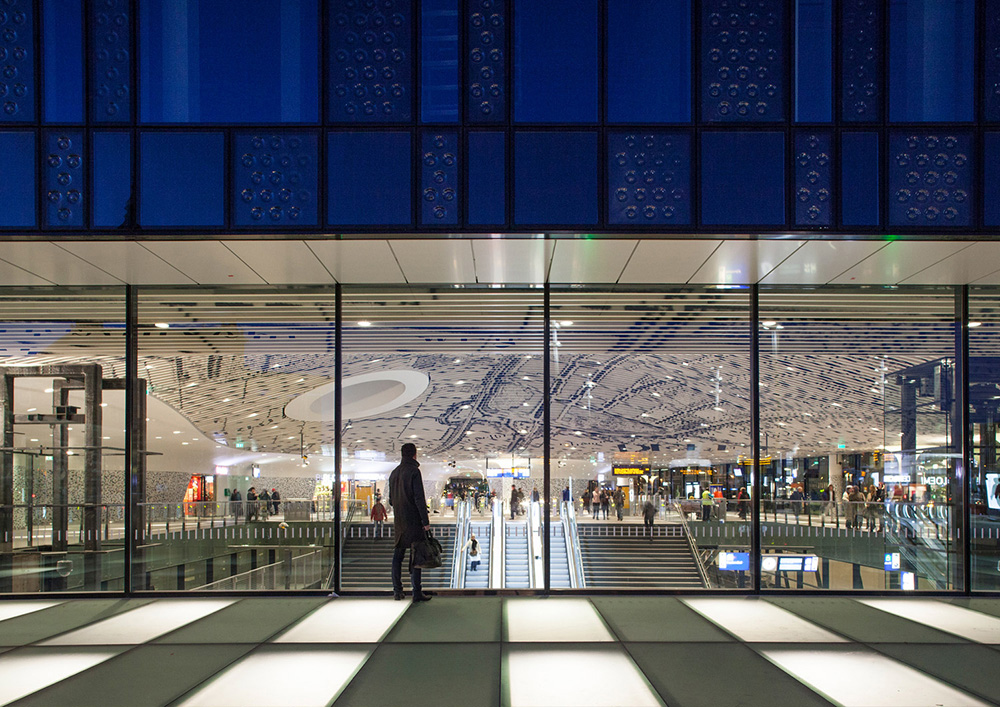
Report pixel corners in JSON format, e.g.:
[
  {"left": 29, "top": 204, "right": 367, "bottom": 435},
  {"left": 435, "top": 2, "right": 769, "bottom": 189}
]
[{"left": 227, "top": 487, "right": 281, "bottom": 523}]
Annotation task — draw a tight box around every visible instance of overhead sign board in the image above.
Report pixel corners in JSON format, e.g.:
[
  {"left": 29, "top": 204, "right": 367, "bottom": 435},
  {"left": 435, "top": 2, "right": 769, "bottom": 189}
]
[{"left": 613, "top": 465, "right": 650, "bottom": 476}]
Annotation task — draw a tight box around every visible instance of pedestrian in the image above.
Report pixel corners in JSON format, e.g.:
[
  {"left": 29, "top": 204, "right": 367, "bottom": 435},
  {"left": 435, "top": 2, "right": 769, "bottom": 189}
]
[
  {"left": 465, "top": 533, "right": 482, "bottom": 572},
  {"left": 230, "top": 488, "right": 242, "bottom": 521},
  {"left": 847, "top": 485, "right": 866, "bottom": 529},
  {"left": 701, "top": 488, "right": 714, "bottom": 522},
  {"left": 642, "top": 499, "right": 656, "bottom": 541},
  {"left": 614, "top": 487, "right": 624, "bottom": 521},
  {"left": 245, "top": 487, "right": 258, "bottom": 523},
  {"left": 582, "top": 488, "right": 592, "bottom": 515},
  {"left": 562, "top": 486, "right": 571, "bottom": 503},
  {"left": 388, "top": 443, "right": 432, "bottom": 603},
  {"left": 510, "top": 484, "right": 518, "bottom": 519},
  {"left": 737, "top": 487, "right": 749, "bottom": 520},
  {"left": 531, "top": 486, "right": 540, "bottom": 504},
  {"left": 370, "top": 498, "right": 388, "bottom": 538},
  {"left": 790, "top": 487, "right": 804, "bottom": 520},
  {"left": 270, "top": 488, "right": 280, "bottom": 515},
  {"left": 258, "top": 488, "right": 271, "bottom": 520},
  {"left": 601, "top": 490, "right": 610, "bottom": 520}
]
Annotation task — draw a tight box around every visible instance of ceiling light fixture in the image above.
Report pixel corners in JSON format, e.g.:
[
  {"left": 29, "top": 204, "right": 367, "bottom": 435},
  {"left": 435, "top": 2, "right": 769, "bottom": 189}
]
[
  {"left": 154, "top": 322, "right": 170, "bottom": 329},
  {"left": 357, "top": 320, "right": 372, "bottom": 327}
]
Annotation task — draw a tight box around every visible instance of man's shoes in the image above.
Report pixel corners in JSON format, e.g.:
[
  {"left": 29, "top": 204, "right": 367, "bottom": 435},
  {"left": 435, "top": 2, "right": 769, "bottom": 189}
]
[
  {"left": 412, "top": 593, "right": 432, "bottom": 603},
  {"left": 393, "top": 591, "right": 405, "bottom": 601}
]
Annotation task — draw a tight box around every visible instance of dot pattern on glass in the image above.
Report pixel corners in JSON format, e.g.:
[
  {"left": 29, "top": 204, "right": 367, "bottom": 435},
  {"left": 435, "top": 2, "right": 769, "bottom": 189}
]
[
  {"left": 421, "top": 132, "right": 459, "bottom": 225},
  {"left": 466, "top": 0, "right": 505, "bottom": 123},
  {"left": 889, "top": 132, "right": 972, "bottom": 227},
  {"left": 701, "top": 0, "right": 784, "bottom": 123},
  {"left": 90, "top": 0, "right": 131, "bottom": 122},
  {"left": 44, "top": 131, "right": 85, "bottom": 228},
  {"left": 608, "top": 133, "right": 691, "bottom": 225},
  {"left": 329, "top": 0, "right": 412, "bottom": 122},
  {"left": 234, "top": 133, "right": 319, "bottom": 227},
  {"left": 794, "top": 132, "right": 831, "bottom": 227},
  {"left": 0, "top": 0, "right": 33, "bottom": 121},
  {"left": 985, "top": 0, "right": 1000, "bottom": 122},
  {"left": 841, "top": 0, "right": 881, "bottom": 122}
]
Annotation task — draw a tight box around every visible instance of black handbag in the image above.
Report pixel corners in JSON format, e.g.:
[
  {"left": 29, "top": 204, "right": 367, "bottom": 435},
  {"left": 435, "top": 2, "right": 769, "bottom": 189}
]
[{"left": 411, "top": 529, "right": 443, "bottom": 569}]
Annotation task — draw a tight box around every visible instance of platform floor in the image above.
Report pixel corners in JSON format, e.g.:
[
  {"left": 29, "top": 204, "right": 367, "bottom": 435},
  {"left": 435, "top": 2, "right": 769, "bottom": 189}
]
[{"left": 0, "top": 595, "right": 998, "bottom": 706}]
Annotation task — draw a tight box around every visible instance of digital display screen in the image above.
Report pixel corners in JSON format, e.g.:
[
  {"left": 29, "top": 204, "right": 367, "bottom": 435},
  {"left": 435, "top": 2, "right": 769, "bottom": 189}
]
[
  {"left": 717, "top": 552, "right": 750, "bottom": 571},
  {"left": 613, "top": 465, "right": 649, "bottom": 476},
  {"left": 776, "top": 555, "right": 819, "bottom": 572},
  {"left": 884, "top": 552, "right": 901, "bottom": 571},
  {"left": 987, "top": 473, "right": 1000, "bottom": 511}
]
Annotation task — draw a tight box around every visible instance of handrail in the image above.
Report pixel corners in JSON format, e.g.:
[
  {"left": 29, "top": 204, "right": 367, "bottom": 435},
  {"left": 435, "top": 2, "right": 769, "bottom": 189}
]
[
  {"left": 451, "top": 499, "right": 472, "bottom": 588},
  {"left": 672, "top": 501, "right": 711, "bottom": 588},
  {"left": 325, "top": 499, "right": 364, "bottom": 590},
  {"left": 491, "top": 498, "right": 505, "bottom": 589},
  {"left": 527, "top": 500, "right": 542, "bottom": 589},
  {"left": 561, "top": 500, "right": 586, "bottom": 589}
]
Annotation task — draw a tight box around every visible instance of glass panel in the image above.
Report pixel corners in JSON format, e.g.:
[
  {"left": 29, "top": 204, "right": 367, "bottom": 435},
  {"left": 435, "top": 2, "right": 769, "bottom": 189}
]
[
  {"left": 548, "top": 287, "right": 752, "bottom": 590},
  {"left": 887, "top": 132, "right": 973, "bottom": 228},
  {"left": 794, "top": 0, "right": 832, "bottom": 123},
  {"left": 466, "top": 0, "right": 506, "bottom": 123},
  {"left": 42, "top": 0, "right": 84, "bottom": 123},
  {"left": 970, "top": 288, "right": 1000, "bottom": 591},
  {"left": 92, "top": 132, "right": 132, "bottom": 229},
  {"left": 89, "top": 0, "right": 131, "bottom": 123},
  {"left": 43, "top": 131, "right": 85, "bottom": 229},
  {"left": 420, "top": 131, "right": 459, "bottom": 226},
  {"left": 758, "top": 288, "right": 962, "bottom": 591},
  {"left": 0, "top": 0, "right": 35, "bottom": 122},
  {"left": 0, "top": 289, "right": 126, "bottom": 594},
  {"left": 608, "top": 132, "right": 692, "bottom": 226},
  {"left": 514, "top": 131, "right": 597, "bottom": 226},
  {"left": 139, "top": 131, "right": 225, "bottom": 228},
  {"left": 841, "top": 0, "right": 882, "bottom": 122},
  {"left": 233, "top": 131, "right": 319, "bottom": 228},
  {"left": 0, "top": 131, "right": 35, "bottom": 228},
  {"left": 700, "top": 131, "right": 784, "bottom": 226},
  {"left": 420, "top": 0, "right": 458, "bottom": 123},
  {"left": 467, "top": 131, "right": 505, "bottom": 225},
  {"left": 793, "top": 132, "right": 831, "bottom": 227},
  {"left": 840, "top": 132, "right": 880, "bottom": 227},
  {"left": 327, "top": 131, "right": 411, "bottom": 226},
  {"left": 985, "top": 133, "right": 1000, "bottom": 227},
  {"left": 340, "top": 287, "right": 543, "bottom": 592},
  {"left": 985, "top": 0, "right": 1000, "bottom": 122}
]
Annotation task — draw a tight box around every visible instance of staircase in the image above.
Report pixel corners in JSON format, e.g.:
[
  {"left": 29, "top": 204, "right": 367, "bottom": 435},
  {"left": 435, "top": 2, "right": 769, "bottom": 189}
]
[
  {"left": 578, "top": 524, "right": 705, "bottom": 588},
  {"left": 549, "top": 523, "right": 572, "bottom": 588},
  {"left": 463, "top": 522, "right": 492, "bottom": 589},
  {"left": 340, "top": 524, "right": 456, "bottom": 591},
  {"left": 504, "top": 521, "right": 530, "bottom": 588}
]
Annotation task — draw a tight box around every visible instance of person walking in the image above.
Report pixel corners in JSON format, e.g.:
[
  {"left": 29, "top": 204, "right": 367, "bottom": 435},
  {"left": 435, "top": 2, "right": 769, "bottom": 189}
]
[
  {"left": 642, "top": 499, "right": 656, "bottom": 541},
  {"left": 531, "top": 486, "right": 540, "bottom": 504},
  {"left": 614, "top": 487, "right": 624, "bottom": 521},
  {"left": 245, "top": 487, "right": 258, "bottom": 523},
  {"left": 388, "top": 443, "right": 432, "bottom": 603},
  {"left": 270, "top": 488, "right": 280, "bottom": 515},
  {"left": 370, "top": 498, "right": 388, "bottom": 538},
  {"left": 601, "top": 489, "right": 610, "bottom": 520},
  {"left": 465, "top": 533, "right": 482, "bottom": 572},
  {"left": 736, "top": 487, "right": 749, "bottom": 520},
  {"left": 701, "top": 488, "right": 714, "bottom": 522},
  {"left": 230, "top": 488, "right": 242, "bottom": 521}
]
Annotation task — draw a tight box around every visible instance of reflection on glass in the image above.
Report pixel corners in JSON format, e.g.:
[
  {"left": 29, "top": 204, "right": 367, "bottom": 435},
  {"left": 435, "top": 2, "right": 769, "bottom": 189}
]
[{"left": 970, "top": 288, "right": 1000, "bottom": 591}]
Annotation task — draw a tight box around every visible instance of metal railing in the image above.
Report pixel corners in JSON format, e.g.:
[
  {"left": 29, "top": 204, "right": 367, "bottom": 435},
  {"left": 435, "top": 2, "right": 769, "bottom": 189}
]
[
  {"left": 672, "top": 501, "right": 711, "bottom": 588},
  {"left": 490, "top": 498, "right": 504, "bottom": 589},
  {"left": 197, "top": 549, "right": 324, "bottom": 591},
  {"left": 451, "top": 499, "right": 472, "bottom": 589},
  {"left": 560, "top": 500, "right": 585, "bottom": 589},
  {"left": 0, "top": 502, "right": 127, "bottom": 547}
]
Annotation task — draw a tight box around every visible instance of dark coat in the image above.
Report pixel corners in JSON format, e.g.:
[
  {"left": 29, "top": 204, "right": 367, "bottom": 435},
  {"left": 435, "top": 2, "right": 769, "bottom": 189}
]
[{"left": 388, "top": 458, "right": 430, "bottom": 547}]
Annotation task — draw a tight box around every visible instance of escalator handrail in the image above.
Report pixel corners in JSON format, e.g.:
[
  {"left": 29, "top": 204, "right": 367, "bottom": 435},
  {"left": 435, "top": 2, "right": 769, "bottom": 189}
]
[
  {"left": 672, "top": 500, "right": 711, "bottom": 589},
  {"left": 561, "top": 500, "right": 586, "bottom": 589},
  {"left": 491, "top": 498, "right": 505, "bottom": 589},
  {"left": 526, "top": 500, "right": 538, "bottom": 589},
  {"left": 451, "top": 499, "right": 472, "bottom": 588}
]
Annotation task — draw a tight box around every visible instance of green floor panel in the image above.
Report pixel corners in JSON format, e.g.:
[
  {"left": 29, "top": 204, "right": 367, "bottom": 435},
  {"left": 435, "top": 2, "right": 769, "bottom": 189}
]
[
  {"left": 386, "top": 597, "right": 502, "bottom": 643},
  {"left": 590, "top": 597, "right": 735, "bottom": 642},
  {"left": 333, "top": 643, "right": 500, "bottom": 707},
  {"left": 0, "top": 599, "right": 153, "bottom": 647},
  {"left": 873, "top": 643, "right": 1000, "bottom": 704},
  {"left": 628, "top": 643, "right": 835, "bottom": 707},
  {"left": 946, "top": 598, "right": 1000, "bottom": 619},
  {"left": 154, "top": 597, "right": 326, "bottom": 644}
]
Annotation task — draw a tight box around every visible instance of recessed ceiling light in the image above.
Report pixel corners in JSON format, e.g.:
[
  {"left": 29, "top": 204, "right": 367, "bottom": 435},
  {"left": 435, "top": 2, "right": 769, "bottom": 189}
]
[
  {"left": 453, "top": 358, "right": 462, "bottom": 364},
  {"left": 969, "top": 321, "right": 982, "bottom": 328},
  {"left": 357, "top": 320, "right": 372, "bottom": 327},
  {"left": 44, "top": 388, "right": 53, "bottom": 393},
  {"left": 247, "top": 413, "right": 258, "bottom": 418},
  {"left": 465, "top": 431, "right": 474, "bottom": 435},
  {"left": 182, "top": 442, "right": 189, "bottom": 445},
  {"left": 518, "top": 429, "right": 527, "bottom": 434},
  {"left": 222, "top": 398, "right": 230, "bottom": 403},
  {"left": 559, "top": 320, "right": 573, "bottom": 327},
  {"left": 154, "top": 322, "right": 170, "bottom": 329},
  {"left": 186, "top": 382, "right": 197, "bottom": 387},
  {"left": 522, "top": 402, "right": 530, "bottom": 407},
  {"left": 173, "top": 431, "right": 181, "bottom": 434},
  {"left": 651, "top": 392, "right": 660, "bottom": 398},
  {"left": 26, "top": 407, "right": 36, "bottom": 412},
  {"left": 573, "top": 431, "right": 582, "bottom": 436},
  {"left": 297, "top": 378, "right": 305, "bottom": 382},
  {"left": 155, "top": 436, "right": 162, "bottom": 440},
  {"left": 455, "top": 380, "right": 466, "bottom": 385},
  {"left": 409, "top": 434, "right": 418, "bottom": 439},
  {"left": 271, "top": 425, "right": 278, "bottom": 429},
  {"left": 30, "top": 438, "right": 38, "bottom": 442},
  {"left": 461, "top": 405, "right": 470, "bottom": 409},
  {"left": 100, "top": 403, "right": 108, "bottom": 408},
  {"left": 402, "top": 413, "right": 413, "bottom": 418}
]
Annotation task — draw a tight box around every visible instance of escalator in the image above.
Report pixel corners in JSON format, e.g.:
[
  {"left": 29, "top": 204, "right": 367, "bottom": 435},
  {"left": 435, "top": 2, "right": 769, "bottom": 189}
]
[
  {"left": 463, "top": 521, "right": 492, "bottom": 589},
  {"left": 549, "top": 523, "right": 571, "bottom": 588},
  {"left": 577, "top": 523, "right": 705, "bottom": 588},
  {"left": 504, "top": 521, "right": 531, "bottom": 588}
]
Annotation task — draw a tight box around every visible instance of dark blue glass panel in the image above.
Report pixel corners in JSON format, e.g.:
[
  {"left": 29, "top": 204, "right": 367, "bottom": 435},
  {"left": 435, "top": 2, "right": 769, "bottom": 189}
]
[
  {"left": 514, "top": 132, "right": 597, "bottom": 225},
  {"left": 984, "top": 134, "right": 1000, "bottom": 225},
  {"left": 466, "top": 0, "right": 505, "bottom": 123},
  {"left": 0, "top": 0, "right": 35, "bottom": 122},
  {"left": 421, "top": 0, "right": 458, "bottom": 123},
  {"left": 984, "top": 1, "right": 1000, "bottom": 122},
  {"left": 609, "top": 133, "right": 691, "bottom": 225},
  {"left": 888, "top": 132, "right": 972, "bottom": 227},
  {"left": 0, "top": 131, "right": 34, "bottom": 226},
  {"left": 328, "top": 0, "right": 412, "bottom": 123},
  {"left": 889, "top": 0, "right": 974, "bottom": 122},
  {"left": 139, "top": 132, "right": 225, "bottom": 227},
  {"left": 234, "top": 133, "right": 319, "bottom": 228},
  {"left": 43, "top": 131, "right": 84, "bottom": 228},
  {"left": 140, "top": 0, "right": 319, "bottom": 123},
  {"left": 700, "top": 132, "right": 784, "bottom": 225},
  {"left": 840, "top": 132, "right": 879, "bottom": 226},
  {"left": 607, "top": 0, "right": 691, "bottom": 123},
  {"left": 327, "top": 131, "right": 411, "bottom": 225},
  {"left": 468, "top": 131, "right": 505, "bottom": 225},
  {"left": 513, "top": 0, "right": 598, "bottom": 123},
  {"left": 93, "top": 132, "right": 131, "bottom": 228},
  {"left": 701, "top": 0, "right": 785, "bottom": 122},
  {"left": 90, "top": 0, "right": 131, "bottom": 122},
  {"left": 421, "top": 132, "right": 458, "bottom": 225},
  {"left": 42, "top": 0, "right": 84, "bottom": 123},
  {"left": 842, "top": 0, "right": 881, "bottom": 122},
  {"left": 794, "top": 132, "right": 831, "bottom": 226},
  {"left": 795, "top": 0, "right": 831, "bottom": 122}
]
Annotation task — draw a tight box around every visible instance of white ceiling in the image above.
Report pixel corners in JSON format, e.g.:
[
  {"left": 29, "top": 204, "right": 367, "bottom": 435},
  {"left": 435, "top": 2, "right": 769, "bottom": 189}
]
[{"left": 3, "top": 237, "right": 1000, "bottom": 286}]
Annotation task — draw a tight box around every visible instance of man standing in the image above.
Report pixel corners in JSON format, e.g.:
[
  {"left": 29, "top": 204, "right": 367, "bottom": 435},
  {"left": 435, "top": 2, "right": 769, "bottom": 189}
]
[
  {"left": 388, "top": 443, "right": 432, "bottom": 603},
  {"left": 701, "top": 488, "right": 714, "bottom": 522}
]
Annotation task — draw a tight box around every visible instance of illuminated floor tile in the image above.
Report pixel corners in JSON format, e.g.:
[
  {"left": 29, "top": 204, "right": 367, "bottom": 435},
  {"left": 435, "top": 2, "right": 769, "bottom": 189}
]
[
  {"left": 504, "top": 645, "right": 663, "bottom": 707},
  {"left": 0, "top": 648, "right": 120, "bottom": 704},
  {"left": 858, "top": 599, "right": 1000, "bottom": 644},
  {"left": 273, "top": 599, "right": 408, "bottom": 643},
  {"left": 175, "top": 646, "right": 371, "bottom": 707},
  {"left": 504, "top": 598, "right": 614, "bottom": 642},
  {"left": 40, "top": 599, "right": 234, "bottom": 645},
  {"left": 0, "top": 601, "right": 61, "bottom": 624},
  {"left": 762, "top": 647, "right": 990, "bottom": 706},
  {"left": 681, "top": 598, "right": 848, "bottom": 643}
]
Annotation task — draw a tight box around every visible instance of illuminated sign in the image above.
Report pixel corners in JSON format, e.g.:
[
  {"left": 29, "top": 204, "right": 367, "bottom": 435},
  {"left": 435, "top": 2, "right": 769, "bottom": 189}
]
[
  {"left": 613, "top": 465, "right": 649, "bottom": 476},
  {"left": 884, "top": 552, "right": 901, "bottom": 571},
  {"left": 718, "top": 552, "right": 750, "bottom": 571},
  {"left": 736, "top": 456, "right": 773, "bottom": 466},
  {"left": 765, "top": 555, "right": 819, "bottom": 572},
  {"left": 902, "top": 571, "right": 916, "bottom": 591},
  {"left": 486, "top": 467, "right": 530, "bottom": 479}
]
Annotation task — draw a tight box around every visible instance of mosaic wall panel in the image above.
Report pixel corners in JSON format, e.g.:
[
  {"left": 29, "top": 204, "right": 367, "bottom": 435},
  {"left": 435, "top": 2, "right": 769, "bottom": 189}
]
[
  {"left": 90, "top": 0, "right": 131, "bottom": 122},
  {"left": 328, "top": 0, "right": 413, "bottom": 122},
  {"left": 43, "top": 131, "right": 85, "bottom": 228},
  {"left": 421, "top": 131, "right": 459, "bottom": 225},
  {"left": 608, "top": 133, "right": 691, "bottom": 226},
  {"left": 986, "top": 0, "right": 1000, "bottom": 122},
  {"left": 794, "top": 132, "right": 832, "bottom": 227},
  {"left": 841, "top": 0, "right": 882, "bottom": 122},
  {"left": 234, "top": 132, "right": 319, "bottom": 227},
  {"left": 0, "top": 0, "right": 33, "bottom": 122},
  {"left": 466, "top": 0, "right": 505, "bottom": 123},
  {"left": 701, "top": 0, "right": 785, "bottom": 122},
  {"left": 888, "top": 132, "right": 973, "bottom": 227}
]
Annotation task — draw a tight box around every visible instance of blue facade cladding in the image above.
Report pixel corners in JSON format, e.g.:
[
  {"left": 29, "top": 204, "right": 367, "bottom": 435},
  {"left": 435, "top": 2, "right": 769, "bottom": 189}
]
[
  {"left": 421, "top": 131, "right": 459, "bottom": 225},
  {"left": 515, "top": 132, "right": 597, "bottom": 225},
  {"left": 888, "top": 132, "right": 973, "bottom": 228},
  {"left": 90, "top": 0, "right": 131, "bottom": 123},
  {"left": 43, "top": 131, "right": 85, "bottom": 229},
  {"left": 0, "top": 131, "right": 34, "bottom": 226},
  {"left": 841, "top": 0, "right": 882, "bottom": 123},
  {"left": 0, "top": 0, "right": 34, "bottom": 122},
  {"left": 466, "top": 0, "right": 505, "bottom": 123},
  {"left": 43, "top": 0, "right": 84, "bottom": 123},
  {"left": 986, "top": 1, "right": 1000, "bottom": 122},
  {"left": 701, "top": 132, "right": 785, "bottom": 225},
  {"left": 140, "top": 132, "right": 225, "bottom": 227},
  {"left": 985, "top": 133, "right": 1000, "bottom": 226},
  {"left": 468, "top": 131, "right": 505, "bottom": 225},
  {"left": 328, "top": 131, "right": 411, "bottom": 225},
  {"left": 92, "top": 131, "right": 131, "bottom": 228},
  {"left": 794, "top": 132, "right": 832, "bottom": 227},
  {"left": 841, "top": 132, "right": 880, "bottom": 226},
  {"left": 234, "top": 133, "right": 319, "bottom": 227},
  {"left": 608, "top": 133, "right": 691, "bottom": 226}
]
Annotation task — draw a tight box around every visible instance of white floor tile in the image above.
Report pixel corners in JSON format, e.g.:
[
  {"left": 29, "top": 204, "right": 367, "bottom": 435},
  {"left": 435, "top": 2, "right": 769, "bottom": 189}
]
[
  {"left": 0, "top": 649, "right": 119, "bottom": 704},
  {"left": 0, "top": 601, "right": 61, "bottom": 624},
  {"left": 763, "top": 647, "right": 990, "bottom": 707},
  {"left": 858, "top": 599, "right": 1000, "bottom": 644},
  {"left": 505, "top": 598, "right": 614, "bottom": 643},
  {"left": 681, "top": 599, "right": 848, "bottom": 643},
  {"left": 40, "top": 599, "right": 234, "bottom": 645},
  {"left": 272, "top": 599, "right": 408, "bottom": 643}
]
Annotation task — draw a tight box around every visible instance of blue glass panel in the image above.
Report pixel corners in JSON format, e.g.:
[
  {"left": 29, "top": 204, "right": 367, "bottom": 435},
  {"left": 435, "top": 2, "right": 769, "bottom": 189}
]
[
  {"left": 328, "top": 0, "right": 412, "bottom": 123},
  {"left": 139, "top": 132, "right": 225, "bottom": 227},
  {"left": 795, "top": 0, "right": 831, "bottom": 122},
  {"left": 514, "top": 132, "right": 597, "bottom": 225},
  {"left": 421, "top": 132, "right": 458, "bottom": 225},
  {"left": 840, "top": 132, "right": 879, "bottom": 226},
  {"left": 140, "top": 0, "right": 319, "bottom": 123},
  {"left": 0, "top": 131, "right": 34, "bottom": 226},
  {"left": 984, "top": 134, "right": 1000, "bottom": 226},
  {"left": 43, "top": 131, "right": 84, "bottom": 228},
  {"left": 841, "top": 0, "right": 881, "bottom": 122},
  {"left": 609, "top": 133, "right": 691, "bottom": 225},
  {"left": 513, "top": 0, "right": 598, "bottom": 123},
  {"left": 607, "top": 0, "right": 691, "bottom": 124},
  {"left": 468, "top": 131, "right": 505, "bottom": 225},
  {"left": 793, "top": 132, "right": 831, "bottom": 226},
  {"left": 984, "top": 1, "right": 1000, "bottom": 122},
  {"left": 421, "top": 0, "right": 458, "bottom": 123},
  {"left": 888, "top": 132, "right": 972, "bottom": 227},
  {"left": 43, "top": 0, "right": 84, "bottom": 123},
  {"left": 0, "top": 0, "right": 35, "bottom": 122},
  {"left": 234, "top": 132, "right": 319, "bottom": 227},
  {"left": 327, "top": 131, "right": 411, "bottom": 225},
  {"left": 93, "top": 132, "right": 131, "bottom": 228},
  {"left": 889, "top": 0, "right": 974, "bottom": 122},
  {"left": 90, "top": 0, "right": 131, "bottom": 122},
  {"left": 701, "top": 0, "right": 785, "bottom": 122},
  {"left": 700, "top": 132, "right": 784, "bottom": 225},
  {"left": 466, "top": 0, "right": 505, "bottom": 123}
]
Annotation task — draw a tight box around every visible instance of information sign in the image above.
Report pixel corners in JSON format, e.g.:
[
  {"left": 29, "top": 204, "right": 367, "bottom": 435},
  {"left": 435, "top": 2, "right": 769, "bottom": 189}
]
[
  {"left": 613, "top": 465, "right": 649, "bottom": 476},
  {"left": 717, "top": 552, "right": 750, "bottom": 571}
]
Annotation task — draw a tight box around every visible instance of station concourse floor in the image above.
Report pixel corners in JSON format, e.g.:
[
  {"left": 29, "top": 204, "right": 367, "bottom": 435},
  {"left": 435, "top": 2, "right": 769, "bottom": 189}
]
[{"left": 0, "top": 595, "right": 999, "bottom": 706}]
